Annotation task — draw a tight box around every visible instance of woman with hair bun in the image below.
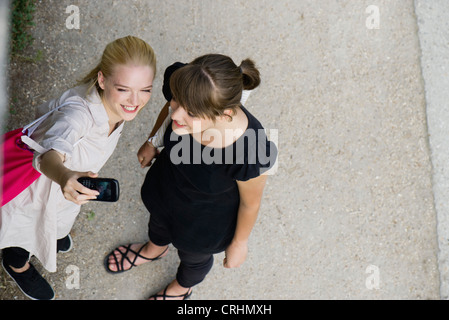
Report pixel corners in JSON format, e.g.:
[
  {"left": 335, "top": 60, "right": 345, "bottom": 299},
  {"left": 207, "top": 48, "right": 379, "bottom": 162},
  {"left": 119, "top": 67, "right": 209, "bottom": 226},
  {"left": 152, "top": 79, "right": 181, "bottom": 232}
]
[
  {"left": 106, "top": 54, "right": 277, "bottom": 300},
  {"left": 0, "top": 35, "right": 157, "bottom": 300}
]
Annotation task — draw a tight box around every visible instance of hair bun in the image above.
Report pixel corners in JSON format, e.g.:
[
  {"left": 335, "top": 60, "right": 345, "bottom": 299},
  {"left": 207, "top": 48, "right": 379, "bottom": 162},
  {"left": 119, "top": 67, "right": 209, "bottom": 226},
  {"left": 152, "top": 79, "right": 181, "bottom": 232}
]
[{"left": 240, "top": 59, "right": 261, "bottom": 90}]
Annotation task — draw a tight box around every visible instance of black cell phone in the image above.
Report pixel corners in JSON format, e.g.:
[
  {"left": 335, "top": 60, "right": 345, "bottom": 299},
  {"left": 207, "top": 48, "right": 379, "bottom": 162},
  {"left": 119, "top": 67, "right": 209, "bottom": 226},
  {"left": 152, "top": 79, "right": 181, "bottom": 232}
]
[{"left": 77, "top": 177, "right": 120, "bottom": 202}]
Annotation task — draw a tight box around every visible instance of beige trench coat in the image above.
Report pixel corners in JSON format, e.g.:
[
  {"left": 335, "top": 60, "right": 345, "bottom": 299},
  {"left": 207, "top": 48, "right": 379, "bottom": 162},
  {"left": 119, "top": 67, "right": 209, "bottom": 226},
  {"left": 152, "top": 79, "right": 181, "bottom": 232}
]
[{"left": 0, "top": 85, "right": 123, "bottom": 272}]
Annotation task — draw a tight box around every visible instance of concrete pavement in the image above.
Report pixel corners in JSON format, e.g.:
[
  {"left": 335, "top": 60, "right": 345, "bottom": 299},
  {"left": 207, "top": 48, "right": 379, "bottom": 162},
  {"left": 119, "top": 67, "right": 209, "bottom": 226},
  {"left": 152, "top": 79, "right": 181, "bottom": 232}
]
[
  {"left": 415, "top": 0, "right": 449, "bottom": 300},
  {"left": 0, "top": 0, "right": 446, "bottom": 299}
]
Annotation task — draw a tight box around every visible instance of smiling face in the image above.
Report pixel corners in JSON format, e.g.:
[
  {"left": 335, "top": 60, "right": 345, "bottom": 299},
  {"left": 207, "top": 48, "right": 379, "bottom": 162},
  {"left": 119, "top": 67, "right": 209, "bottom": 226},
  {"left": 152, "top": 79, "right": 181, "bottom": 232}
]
[{"left": 98, "top": 64, "right": 154, "bottom": 124}]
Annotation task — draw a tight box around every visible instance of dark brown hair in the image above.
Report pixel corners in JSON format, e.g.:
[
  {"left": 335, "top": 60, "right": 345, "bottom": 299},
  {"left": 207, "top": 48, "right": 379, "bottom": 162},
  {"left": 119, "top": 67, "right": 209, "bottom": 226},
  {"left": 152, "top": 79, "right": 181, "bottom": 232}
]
[{"left": 169, "top": 54, "right": 261, "bottom": 120}]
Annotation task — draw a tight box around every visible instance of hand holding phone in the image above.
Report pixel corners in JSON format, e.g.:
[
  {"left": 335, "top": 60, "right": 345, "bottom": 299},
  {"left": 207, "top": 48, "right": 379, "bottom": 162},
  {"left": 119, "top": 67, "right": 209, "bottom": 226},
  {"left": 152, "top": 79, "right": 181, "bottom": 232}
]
[{"left": 77, "top": 177, "right": 120, "bottom": 202}]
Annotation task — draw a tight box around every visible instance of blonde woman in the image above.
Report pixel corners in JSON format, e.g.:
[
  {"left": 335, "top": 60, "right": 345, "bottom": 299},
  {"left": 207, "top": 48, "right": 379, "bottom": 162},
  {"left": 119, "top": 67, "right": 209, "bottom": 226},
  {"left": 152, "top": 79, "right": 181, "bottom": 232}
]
[{"left": 0, "top": 36, "right": 156, "bottom": 300}]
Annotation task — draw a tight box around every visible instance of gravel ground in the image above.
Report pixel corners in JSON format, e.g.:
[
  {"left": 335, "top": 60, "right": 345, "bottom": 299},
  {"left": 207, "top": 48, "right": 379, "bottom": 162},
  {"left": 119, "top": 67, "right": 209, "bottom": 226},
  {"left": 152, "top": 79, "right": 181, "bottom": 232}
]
[{"left": 0, "top": 0, "right": 441, "bottom": 300}]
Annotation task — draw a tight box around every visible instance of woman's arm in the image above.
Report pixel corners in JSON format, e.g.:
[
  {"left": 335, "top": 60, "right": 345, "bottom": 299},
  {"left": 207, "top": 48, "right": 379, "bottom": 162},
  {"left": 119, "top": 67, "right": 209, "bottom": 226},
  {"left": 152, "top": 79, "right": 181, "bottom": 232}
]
[
  {"left": 39, "top": 150, "right": 99, "bottom": 205},
  {"left": 137, "top": 101, "right": 170, "bottom": 168},
  {"left": 223, "top": 174, "right": 268, "bottom": 268},
  {"left": 148, "top": 101, "right": 170, "bottom": 138}
]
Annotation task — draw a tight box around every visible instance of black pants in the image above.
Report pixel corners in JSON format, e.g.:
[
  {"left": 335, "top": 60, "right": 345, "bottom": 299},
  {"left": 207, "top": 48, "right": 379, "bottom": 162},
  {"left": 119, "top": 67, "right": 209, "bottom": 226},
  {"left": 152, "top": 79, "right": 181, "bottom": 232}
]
[
  {"left": 2, "top": 236, "right": 68, "bottom": 269},
  {"left": 2, "top": 246, "right": 30, "bottom": 269},
  {"left": 149, "top": 215, "right": 214, "bottom": 288}
]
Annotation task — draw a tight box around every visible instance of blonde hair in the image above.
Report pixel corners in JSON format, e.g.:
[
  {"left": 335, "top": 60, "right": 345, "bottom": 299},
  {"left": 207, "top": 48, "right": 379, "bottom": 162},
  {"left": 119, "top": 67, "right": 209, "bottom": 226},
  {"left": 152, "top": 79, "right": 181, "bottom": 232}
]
[
  {"left": 79, "top": 35, "right": 156, "bottom": 97},
  {"left": 170, "top": 54, "right": 260, "bottom": 120}
]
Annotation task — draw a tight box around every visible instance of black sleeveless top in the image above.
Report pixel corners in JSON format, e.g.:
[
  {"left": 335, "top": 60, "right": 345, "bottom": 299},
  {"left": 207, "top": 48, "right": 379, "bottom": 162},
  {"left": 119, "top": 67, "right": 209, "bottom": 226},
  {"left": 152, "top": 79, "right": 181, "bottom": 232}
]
[{"left": 140, "top": 63, "right": 277, "bottom": 254}]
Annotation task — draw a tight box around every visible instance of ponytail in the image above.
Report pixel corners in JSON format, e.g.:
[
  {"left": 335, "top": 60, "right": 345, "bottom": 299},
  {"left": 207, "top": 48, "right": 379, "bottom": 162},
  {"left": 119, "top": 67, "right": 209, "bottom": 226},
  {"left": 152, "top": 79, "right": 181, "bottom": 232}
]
[
  {"left": 79, "top": 35, "right": 156, "bottom": 97},
  {"left": 239, "top": 58, "right": 261, "bottom": 90}
]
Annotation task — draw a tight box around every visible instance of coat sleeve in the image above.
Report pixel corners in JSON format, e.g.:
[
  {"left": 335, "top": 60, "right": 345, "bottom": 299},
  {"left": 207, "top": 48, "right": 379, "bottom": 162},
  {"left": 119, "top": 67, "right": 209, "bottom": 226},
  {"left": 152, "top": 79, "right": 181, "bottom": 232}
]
[{"left": 30, "top": 100, "right": 93, "bottom": 172}]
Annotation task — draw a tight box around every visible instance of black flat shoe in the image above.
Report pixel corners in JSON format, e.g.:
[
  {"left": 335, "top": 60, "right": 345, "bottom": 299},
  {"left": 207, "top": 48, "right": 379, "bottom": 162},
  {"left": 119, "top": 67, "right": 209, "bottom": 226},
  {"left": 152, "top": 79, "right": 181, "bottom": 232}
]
[
  {"left": 2, "top": 259, "right": 55, "bottom": 300},
  {"left": 57, "top": 234, "right": 73, "bottom": 253}
]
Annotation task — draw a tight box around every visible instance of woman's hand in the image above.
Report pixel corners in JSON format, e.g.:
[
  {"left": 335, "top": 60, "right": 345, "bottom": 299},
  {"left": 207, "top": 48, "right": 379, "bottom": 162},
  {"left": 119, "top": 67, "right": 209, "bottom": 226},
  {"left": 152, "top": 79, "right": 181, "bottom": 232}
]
[
  {"left": 39, "top": 150, "right": 99, "bottom": 205},
  {"left": 223, "top": 240, "right": 248, "bottom": 269},
  {"left": 222, "top": 175, "right": 268, "bottom": 269},
  {"left": 59, "top": 171, "right": 99, "bottom": 205},
  {"left": 137, "top": 141, "right": 159, "bottom": 168}
]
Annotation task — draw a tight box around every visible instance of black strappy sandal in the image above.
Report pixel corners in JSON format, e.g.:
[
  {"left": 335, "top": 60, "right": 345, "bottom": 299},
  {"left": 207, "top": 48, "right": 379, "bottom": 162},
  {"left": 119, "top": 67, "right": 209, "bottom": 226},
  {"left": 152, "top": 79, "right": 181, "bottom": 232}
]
[
  {"left": 104, "top": 243, "right": 168, "bottom": 274},
  {"left": 149, "top": 285, "right": 192, "bottom": 300}
]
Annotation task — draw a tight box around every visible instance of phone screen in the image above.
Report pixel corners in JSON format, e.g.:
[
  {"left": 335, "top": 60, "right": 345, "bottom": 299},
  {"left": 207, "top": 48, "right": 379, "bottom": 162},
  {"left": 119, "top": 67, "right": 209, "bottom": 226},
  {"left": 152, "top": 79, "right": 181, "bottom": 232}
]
[
  {"left": 78, "top": 178, "right": 119, "bottom": 202},
  {"left": 96, "top": 181, "right": 113, "bottom": 201}
]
